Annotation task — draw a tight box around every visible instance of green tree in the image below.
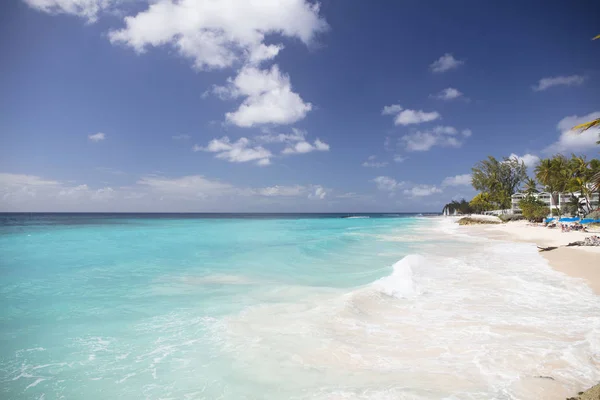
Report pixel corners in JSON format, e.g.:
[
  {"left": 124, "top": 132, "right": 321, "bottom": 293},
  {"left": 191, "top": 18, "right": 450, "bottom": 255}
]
[
  {"left": 589, "top": 159, "right": 600, "bottom": 197},
  {"left": 471, "top": 156, "right": 527, "bottom": 209},
  {"left": 566, "top": 155, "right": 593, "bottom": 213},
  {"left": 534, "top": 155, "right": 569, "bottom": 214},
  {"left": 442, "top": 199, "right": 472, "bottom": 215},
  {"left": 519, "top": 196, "right": 550, "bottom": 222},
  {"left": 469, "top": 192, "right": 494, "bottom": 214},
  {"left": 442, "top": 200, "right": 460, "bottom": 215},
  {"left": 523, "top": 178, "right": 538, "bottom": 195}
]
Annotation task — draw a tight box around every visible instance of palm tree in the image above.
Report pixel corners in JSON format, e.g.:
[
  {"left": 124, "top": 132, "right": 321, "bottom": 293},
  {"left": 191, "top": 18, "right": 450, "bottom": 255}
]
[
  {"left": 523, "top": 178, "right": 538, "bottom": 195},
  {"left": 442, "top": 200, "right": 472, "bottom": 215},
  {"left": 535, "top": 156, "right": 569, "bottom": 213},
  {"left": 590, "top": 159, "right": 600, "bottom": 203},
  {"left": 566, "top": 155, "right": 592, "bottom": 213}
]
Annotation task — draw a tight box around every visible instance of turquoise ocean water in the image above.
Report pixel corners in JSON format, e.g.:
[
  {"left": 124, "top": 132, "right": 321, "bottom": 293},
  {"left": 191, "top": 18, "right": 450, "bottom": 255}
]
[
  {"left": 1, "top": 213, "right": 599, "bottom": 399},
  {"left": 0, "top": 214, "right": 422, "bottom": 399}
]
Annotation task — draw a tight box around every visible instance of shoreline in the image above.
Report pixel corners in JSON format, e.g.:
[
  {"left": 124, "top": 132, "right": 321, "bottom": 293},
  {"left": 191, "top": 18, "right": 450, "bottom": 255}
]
[
  {"left": 453, "top": 217, "right": 600, "bottom": 400},
  {"left": 456, "top": 218, "right": 600, "bottom": 295}
]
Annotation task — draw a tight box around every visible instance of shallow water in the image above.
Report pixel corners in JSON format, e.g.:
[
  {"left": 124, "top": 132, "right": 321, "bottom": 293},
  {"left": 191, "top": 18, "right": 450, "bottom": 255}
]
[{"left": 0, "top": 214, "right": 598, "bottom": 399}]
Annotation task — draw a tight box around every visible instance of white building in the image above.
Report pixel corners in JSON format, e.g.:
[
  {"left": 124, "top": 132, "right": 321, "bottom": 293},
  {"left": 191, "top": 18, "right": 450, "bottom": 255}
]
[{"left": 511, "top": 191, "right": 599, "bottom": 215}]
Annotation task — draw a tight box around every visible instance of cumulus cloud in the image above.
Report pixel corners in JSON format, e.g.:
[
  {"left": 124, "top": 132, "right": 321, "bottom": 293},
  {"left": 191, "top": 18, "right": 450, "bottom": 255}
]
[
  {"left": 395, "top": 109, "right": 441, "bottom": 126},
  {"left": 362, "top": 155, "right": 388, "bottom": 168},
  {"left": 257, "top": 185, "right": 305, "bottom": 197},
  {"left": 532, "top": 75, "right": 586, "bottom": 91},
  {"left": 282, "top": 138, "right": 329, "bottom": 155},
  {"left": 372, "top": 176, "right": 403, "bottom": 192},
  {"left": 255, "top": 128, "right": 329, "bottom": 154},
  {"left": 308, "top": 185, "right": 327, "bottom": 200},
  {"left": 442, "top": 174, "right": 472, "bottom": 187},
  {"left": 23, "top": 0, "right": 112, "bottom": 22},
  {"left": 403, "top": 184, "right": 442, "bottom": 197},
  {"left": 258, "top": 184, "right": 328, "bottom": 199},
  {"left": 88, "top": 132, "right": 106, "bottom": 142},
  {"left": 195, "top": 130, "right": 329, "bottom": 165},
  {"left": 382, "top": 105, "right": 441, "bottom": 126},
  {"left": 400, "top": 125, "right": 471, "bottom": 152},
  {"left": 211, "top": 65, "right": 312, "bottom": 127},
  {"left": 544, "top": 111, "right": 600, "bottom": 153},
  {"left": 108, "top": 0, "right": 327, "bottom": 70},
  {"left": 381, "top": 104, "right": 403, "bottom": 115},
  {"left": 393, "top": 155, "right": 406, "bottom": 163},
  {"left": 429, "top": 53, "right": 464, "bottom": 73},
  {"left": 27, "top": 1, "right": 327, "bottom": 129},
  {"left": 194, "top": 137, "right": 272, "bottom": 166},
  {"left": 431, "top": 87, "right": 463, "bottom": 100},
  {"left": 508, "top": 153, "right": 540, "bottom": 167}
]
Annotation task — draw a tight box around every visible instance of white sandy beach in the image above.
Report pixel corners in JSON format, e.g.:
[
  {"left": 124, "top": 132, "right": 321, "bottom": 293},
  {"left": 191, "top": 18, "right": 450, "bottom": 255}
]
[{"left": 462, "top": 218, "right": 600, "bottom": 295}]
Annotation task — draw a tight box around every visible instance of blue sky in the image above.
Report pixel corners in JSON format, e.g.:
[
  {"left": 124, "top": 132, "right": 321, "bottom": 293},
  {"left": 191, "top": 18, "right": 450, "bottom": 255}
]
[{"left": 1, "top": 0, "right": 599, "bottom": 212}]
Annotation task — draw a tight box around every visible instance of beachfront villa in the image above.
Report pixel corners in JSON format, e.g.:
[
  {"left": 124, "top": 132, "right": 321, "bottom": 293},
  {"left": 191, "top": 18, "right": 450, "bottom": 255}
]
[{"left": 511, "top": 191, "right": 600, "bottom": 215}]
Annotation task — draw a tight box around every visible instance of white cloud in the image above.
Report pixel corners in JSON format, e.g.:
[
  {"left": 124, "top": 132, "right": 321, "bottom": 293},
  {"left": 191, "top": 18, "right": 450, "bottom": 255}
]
[
  {"left": 544, "top": 111, "right": 600, "bottom": 153},
  {"left": 430, "top": 53, "right": 464, "bottom": 73},
  {"left": 381, "top": 104, "right": 403, "bottom": 115},
  {"left": 88, "top": 132, "right": 106, "bottom": 142},
  {"left": 258, "top": 185, "right": 305, "bottom": 197},
  {"left": 382, "top": 105, "right": 441, "bottom": 126},
  {"left": 172, "top": 134, "right": 191, "bottom": 140},
  {"left": 23, "top": 0, "right": 111, "bottom": 22},
  {"left": 431, "top": 87, "right": 463, "bottom": 100},
  {"left": 0, "top": 173, "right": 119, "bottom": 209},
  {"left": 108, "top": 0, "right": 327, "bottom": 71},
  {"left": 29, "top": 1, "right": 327, "bottom": 129},
  {"left": 393, "top": 155, "right": 406, "bottom": 163},
  {"left": 394, "top": 109, "right": 441, "bottom": 126},
  {"left": 372, "top": 176, "right": 403, "bottom": 192},
  {"left": 0, "top": 173, "right": 59, "bottom": 188},
  {"left": 195, "top": 131, "right": 328, "bottom": 164},
  {"left": 281, "top": 138, "right": 330, "bottom": 155},
  {"left": 508, "top": 153, "right": 540, "bottom": 167},
  {"left": 212, "top": 65, "right": 312, "bottom": 127},
  {"left": 403, "top": 184, "right": 442, "bottom": 197},
  {"left": 442, "top": 174, "right": 472, "bottom": 187},
  {"left": 256, "top": 184, "right": 327, "bottom": 200},
  {"left": 362, "top": 155, "right": 388, "bottom": 168},
  {"left": 400, "top": 125, "right": 471, "bottom": 152},
  {"left": 194, "top": 137, "right": 272, "bottom": 166},
  {"left": 532, "top": 75, "right": 586, "bottom": 91},
  {"left": 1, "top": 172, "right": 332, "bottom": 211},
  {"left": 58, "top": 184, "right": 90, "bottom": 198},
  {"left": 308, "top": 185, "right": 327, "bottom": 200}
]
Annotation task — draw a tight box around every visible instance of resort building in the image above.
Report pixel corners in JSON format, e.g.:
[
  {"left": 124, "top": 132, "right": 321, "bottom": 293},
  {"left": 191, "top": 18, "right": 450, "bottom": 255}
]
[{"left": 511, "top": 191, "right": 600, "bottom": 215}]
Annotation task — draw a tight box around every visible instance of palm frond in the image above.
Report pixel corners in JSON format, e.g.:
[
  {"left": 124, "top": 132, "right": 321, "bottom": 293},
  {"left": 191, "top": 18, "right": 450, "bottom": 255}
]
[
  {"left": 572, "top": 118, "right": 600, "bottom": 132},
  {"left": 592, "top": 170, "right": 600, "bottom": 192}
]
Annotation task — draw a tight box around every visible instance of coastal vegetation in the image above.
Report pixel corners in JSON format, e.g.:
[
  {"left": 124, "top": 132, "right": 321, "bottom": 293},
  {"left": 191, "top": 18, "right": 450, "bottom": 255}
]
[
  {"left": 518, "top": 196, "right": 550, "bottom": 222},
  {"left": 443, "top": 153, "right": 600, "bottom": 220},
  {"left": 471, "top": 156, "right": 527, "bottom": 209}
]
